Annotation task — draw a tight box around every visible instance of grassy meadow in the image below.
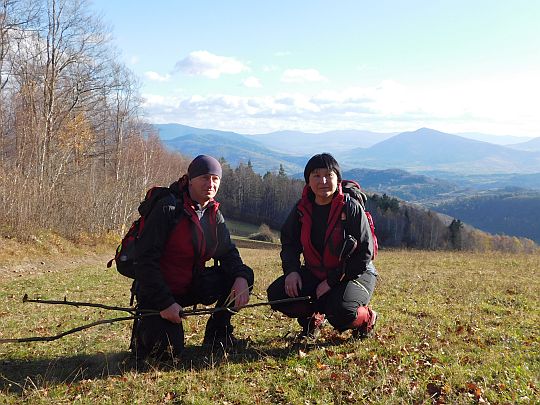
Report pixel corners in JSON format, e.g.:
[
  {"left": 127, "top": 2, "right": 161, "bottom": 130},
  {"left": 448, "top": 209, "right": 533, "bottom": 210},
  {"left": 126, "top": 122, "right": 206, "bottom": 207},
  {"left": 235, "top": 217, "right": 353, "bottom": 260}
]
[{"left": 0, "top": 245, "right": 539, "bottom": 404}]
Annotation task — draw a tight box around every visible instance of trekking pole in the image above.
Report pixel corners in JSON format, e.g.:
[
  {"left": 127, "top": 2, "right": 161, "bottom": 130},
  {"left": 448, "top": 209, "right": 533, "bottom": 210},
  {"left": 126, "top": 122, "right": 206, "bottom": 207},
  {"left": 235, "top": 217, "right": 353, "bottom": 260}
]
[
  {"left": 21, "top": 294, "right": 159, "bottom": 315},
  {"left": 0, "top": 295, "right": 159, "bottom": 343},
  {"left": 180, "top": 295, "right": 313, "bottom": 316},
  {"left": 0, "top": 313, "right": 159, "bottom": 343},
  {"left": 236, "top": 295, "right": 312, "bottom": 309},
  {"left": 19, "top": 294, "right": 312, "bottom": 317},
  {"left": 0, "top": 295, "right": 312, "bottom": 343}
]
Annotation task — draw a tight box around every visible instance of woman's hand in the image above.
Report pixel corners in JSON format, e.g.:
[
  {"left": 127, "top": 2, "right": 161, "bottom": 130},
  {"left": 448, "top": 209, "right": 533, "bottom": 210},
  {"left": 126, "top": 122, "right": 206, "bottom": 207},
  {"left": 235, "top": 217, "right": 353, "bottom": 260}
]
[
  {"left": 316, "top": 280, "right": 331, "bottom": 299},
  {"left": 230, "top": 277, "right": 250, "bottom": 308},
  {"left": 284, "top": 272, "right": 302, "bottom": 297},
  {"left": 160, "top": 302, "right": 184, "bottom": 324}
]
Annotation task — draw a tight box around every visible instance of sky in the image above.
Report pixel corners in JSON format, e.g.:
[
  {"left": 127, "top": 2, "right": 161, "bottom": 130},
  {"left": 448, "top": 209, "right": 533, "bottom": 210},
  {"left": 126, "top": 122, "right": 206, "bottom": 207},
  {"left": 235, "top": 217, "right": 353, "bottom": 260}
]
[{"left": 91, "top": 0, "right": 540, "bottom": 137}]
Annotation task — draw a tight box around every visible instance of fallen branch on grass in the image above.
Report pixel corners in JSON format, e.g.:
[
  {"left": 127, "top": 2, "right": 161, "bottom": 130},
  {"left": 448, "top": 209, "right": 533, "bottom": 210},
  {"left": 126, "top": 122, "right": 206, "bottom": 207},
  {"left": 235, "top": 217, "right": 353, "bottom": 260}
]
[
  {"left": 21, "top": 294, "right": 153, "bottom": 315},
  {"left": 0, "top": 315, "right": 145, "bottom": 343},
  {"left": 0, "top": 295, "right": 312, "bottom": 343}
]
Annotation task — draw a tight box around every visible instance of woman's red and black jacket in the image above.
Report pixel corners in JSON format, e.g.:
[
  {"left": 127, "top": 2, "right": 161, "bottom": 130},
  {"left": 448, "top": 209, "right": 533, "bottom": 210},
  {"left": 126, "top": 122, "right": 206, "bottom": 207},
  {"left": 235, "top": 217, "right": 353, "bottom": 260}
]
[{"left": 280, "top": 183, "right": 375, "bottom": 287}]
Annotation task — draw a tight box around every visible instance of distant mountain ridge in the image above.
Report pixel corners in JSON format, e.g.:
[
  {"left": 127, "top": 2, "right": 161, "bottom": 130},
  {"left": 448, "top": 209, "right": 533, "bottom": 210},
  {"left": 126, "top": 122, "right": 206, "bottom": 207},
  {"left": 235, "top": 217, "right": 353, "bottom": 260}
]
[
  {"left": 249, "top": 129, "right": 397, "bottom": 155},
  {"left": 415, "top": 171, "right": 540, "bottom": 191},
  {"left": 155, "top": 123, "right": 242, "bottom": 140},
  {"left": 508, "top": 137, "right": 540, "bottom": 152},
  {"left": 457, "top": 132, "right": 533, "bottom": 145},
  {"left": 340, "top": 128, "right": 540, "bottom": 174},
  {"left": 343, "top": 168, "right": 460, "bottom": 202},
  {"left": 432, "top": 190, "right": 540, "bottom": 243},
  {"left": 155, "top": 124, "right": 540, "bottom": 176},
  {"left": 160, "top": 125, "right": 307, "bottom": 174}
]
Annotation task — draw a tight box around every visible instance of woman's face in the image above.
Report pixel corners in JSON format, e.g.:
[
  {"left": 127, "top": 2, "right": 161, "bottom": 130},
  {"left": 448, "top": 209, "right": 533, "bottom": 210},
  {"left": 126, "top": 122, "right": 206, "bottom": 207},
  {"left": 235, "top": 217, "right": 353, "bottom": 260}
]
[{"left": 308, "top": 168, "right": 338, "bottom": 205}]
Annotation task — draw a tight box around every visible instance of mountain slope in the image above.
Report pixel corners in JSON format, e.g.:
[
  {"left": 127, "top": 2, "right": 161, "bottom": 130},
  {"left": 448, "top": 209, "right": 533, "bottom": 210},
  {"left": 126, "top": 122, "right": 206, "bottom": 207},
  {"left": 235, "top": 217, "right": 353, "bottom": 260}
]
[
  {"left": 250, "top": 129, "right": 396, "bottom": 155},
  {"left": 155, "top": 123, "right": 234, "bottom": 140},
  {"left": 341, "top": 128, "right": 540, "bottom": 174},
  {"left": 163, "top": 130, "right": 306, "bottom": 174},
  {"left": 154, "top": 124, "right": 540, "bottom": 176},
  {"left": 343, "top": 168, "right": 459, "bottom": 201},
  {"left": 508, "top": 137, "right": 540, "bottom": 152},
  {"left": 457, "top": 132, "right": 533, "bottom": 145},
  {"left": 415, "top": 171, "right": 540, "bottom": 191},
  {"left": 433, "top": 191, "right": 540, "bottom": 243}
]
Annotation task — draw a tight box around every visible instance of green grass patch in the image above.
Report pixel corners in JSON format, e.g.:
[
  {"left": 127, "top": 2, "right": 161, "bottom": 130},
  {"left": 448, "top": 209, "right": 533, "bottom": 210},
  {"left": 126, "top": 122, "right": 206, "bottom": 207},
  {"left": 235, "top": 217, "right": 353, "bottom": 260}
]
[
  {"left": 224, "top": 219, "right": 262, "bottom": 237},
  {"left": 1, "top": 249, "right": 539, "bottom": 403},
  {"left": 226, "top": 219, "right": 278, "bottom": 238}
]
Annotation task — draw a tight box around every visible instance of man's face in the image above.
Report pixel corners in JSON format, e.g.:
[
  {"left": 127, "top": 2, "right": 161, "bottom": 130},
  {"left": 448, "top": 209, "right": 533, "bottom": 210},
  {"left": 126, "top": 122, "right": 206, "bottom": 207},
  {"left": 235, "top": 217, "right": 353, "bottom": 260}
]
[{"left": 189, "top": 174, "right": 221, "bottom": 205}]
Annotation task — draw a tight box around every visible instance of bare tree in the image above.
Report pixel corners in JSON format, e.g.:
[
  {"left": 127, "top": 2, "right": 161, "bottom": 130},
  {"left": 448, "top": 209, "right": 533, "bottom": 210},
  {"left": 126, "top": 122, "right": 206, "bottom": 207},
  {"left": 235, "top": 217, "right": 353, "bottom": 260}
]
[
  {"left": 0, "top": 0, "right": 40, "bottom": 169},
  {"left": 37, "top": 0, "right": 110, "bottom": 189}
]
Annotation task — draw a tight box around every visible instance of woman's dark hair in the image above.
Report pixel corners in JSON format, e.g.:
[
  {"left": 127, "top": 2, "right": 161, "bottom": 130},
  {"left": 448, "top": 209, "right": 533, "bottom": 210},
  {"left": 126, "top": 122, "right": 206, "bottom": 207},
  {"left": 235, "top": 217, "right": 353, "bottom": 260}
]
[{"left": 303, "top": 153, "right": 342, "bottom": 183}]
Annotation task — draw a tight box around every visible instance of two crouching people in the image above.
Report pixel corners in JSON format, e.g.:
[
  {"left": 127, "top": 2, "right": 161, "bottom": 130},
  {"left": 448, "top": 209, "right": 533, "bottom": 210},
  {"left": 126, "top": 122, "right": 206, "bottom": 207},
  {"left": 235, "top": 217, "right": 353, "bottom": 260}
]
[{"left": 130, "top": 153, "right": 377, "bottom": 359}]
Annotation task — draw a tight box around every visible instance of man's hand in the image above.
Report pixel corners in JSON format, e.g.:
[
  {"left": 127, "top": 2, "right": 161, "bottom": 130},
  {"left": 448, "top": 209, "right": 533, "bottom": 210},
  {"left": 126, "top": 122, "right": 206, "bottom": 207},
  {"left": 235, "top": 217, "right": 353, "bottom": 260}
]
[
  {"left": 160, "top": 302, "right": 184, "bottom": 324},
  {"left": 284, "top": 271, "right": 302, "bottom": 297},
  {"left": 230, "top": 277, "right": 250, "bottom": 309},
  {"left": 316, "top": 280, "right": 331, "bottom": 299}
]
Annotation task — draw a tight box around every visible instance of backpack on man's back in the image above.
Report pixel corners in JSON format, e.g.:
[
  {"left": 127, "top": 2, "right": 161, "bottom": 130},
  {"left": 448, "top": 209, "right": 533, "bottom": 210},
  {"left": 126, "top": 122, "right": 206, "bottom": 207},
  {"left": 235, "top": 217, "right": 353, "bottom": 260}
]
[{"left": 107, "top": 186, "right": 180, "bottom": 279}]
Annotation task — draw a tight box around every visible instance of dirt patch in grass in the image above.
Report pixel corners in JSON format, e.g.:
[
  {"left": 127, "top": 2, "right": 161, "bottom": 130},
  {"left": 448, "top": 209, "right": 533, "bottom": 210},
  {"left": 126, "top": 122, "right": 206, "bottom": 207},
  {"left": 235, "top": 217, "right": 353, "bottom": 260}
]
[
  {"left": 0, "top": 252, "right": 112, "bottom": 282},
  {"left": 232, "top": 237, "right": 280, "bottom": 250},
  {"left": 0, "top": 235, "right": 278, "bottom": 282},
  {"left": 0, "top": 235, "right": 115, "bottom": 282}
]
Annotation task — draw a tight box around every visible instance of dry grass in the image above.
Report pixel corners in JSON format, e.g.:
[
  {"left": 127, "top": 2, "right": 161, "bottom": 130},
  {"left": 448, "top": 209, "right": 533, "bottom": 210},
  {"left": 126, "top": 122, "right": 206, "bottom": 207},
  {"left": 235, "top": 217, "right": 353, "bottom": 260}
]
[
  {"left": 0, "top": 233, "right": 115, "bottom": 283},
  {"left": 0, "top": 247, "right": 539, "bottom": 404}
]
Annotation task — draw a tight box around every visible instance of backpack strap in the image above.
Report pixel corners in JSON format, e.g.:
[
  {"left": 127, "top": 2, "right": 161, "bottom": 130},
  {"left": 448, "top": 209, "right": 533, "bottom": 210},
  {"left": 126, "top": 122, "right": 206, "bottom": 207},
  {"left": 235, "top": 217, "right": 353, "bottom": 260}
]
[
  {"left": 341, "top": 194, "right": 378, "bottom": 259},
  {"left": 341, "top": 194, "right": 353, "bottom": 238}
]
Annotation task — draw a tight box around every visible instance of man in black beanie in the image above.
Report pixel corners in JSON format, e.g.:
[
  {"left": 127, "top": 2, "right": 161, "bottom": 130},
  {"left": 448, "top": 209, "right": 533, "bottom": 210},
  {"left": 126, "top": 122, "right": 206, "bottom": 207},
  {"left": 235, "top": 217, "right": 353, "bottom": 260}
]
[{"left": 131, "top": 155, "right": 254, "bottom": 359}]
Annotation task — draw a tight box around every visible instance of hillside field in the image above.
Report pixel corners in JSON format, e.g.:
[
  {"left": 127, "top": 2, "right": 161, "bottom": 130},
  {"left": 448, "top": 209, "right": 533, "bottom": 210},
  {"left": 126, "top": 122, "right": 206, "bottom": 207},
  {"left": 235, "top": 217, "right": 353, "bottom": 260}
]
[{"left": 0, "top": 247, "right": 538, "bottom": 404}]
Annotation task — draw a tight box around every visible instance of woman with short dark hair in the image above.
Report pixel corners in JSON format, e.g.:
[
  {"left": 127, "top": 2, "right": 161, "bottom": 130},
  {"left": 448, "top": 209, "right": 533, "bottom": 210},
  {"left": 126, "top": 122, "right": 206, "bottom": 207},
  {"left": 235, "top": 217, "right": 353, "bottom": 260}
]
[{"left": 267, "top": 153, "right": 378, "bottom": 340}]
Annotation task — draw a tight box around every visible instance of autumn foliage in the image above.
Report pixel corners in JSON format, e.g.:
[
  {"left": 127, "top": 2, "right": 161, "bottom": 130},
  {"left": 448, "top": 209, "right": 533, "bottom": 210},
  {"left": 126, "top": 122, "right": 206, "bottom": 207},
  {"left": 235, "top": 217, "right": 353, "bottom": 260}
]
[{"left": 0, "top": 0, "right": 189, "bottom": 240}]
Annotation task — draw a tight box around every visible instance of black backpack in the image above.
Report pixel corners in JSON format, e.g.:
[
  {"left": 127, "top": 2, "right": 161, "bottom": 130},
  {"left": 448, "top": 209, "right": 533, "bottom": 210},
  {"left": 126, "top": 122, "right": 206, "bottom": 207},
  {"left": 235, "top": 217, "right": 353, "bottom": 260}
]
[
  {"left": 341, "top": 180, "right": 379, "bottom": 259},
  {"left": 107, "top": 186, "right": 180, "bottom": 278}
]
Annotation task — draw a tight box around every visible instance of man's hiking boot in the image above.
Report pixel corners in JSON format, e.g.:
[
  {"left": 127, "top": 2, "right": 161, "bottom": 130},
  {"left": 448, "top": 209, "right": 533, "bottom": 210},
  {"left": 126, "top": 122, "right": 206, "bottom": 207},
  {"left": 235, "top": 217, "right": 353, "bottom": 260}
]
[
  {"left": 297, "top": 313, "right": 326, "bottom": 341},
  {"left": 129, "top": 315, "right": 185, "bottom": 361},
  {"left": 352, "top": 309, "right": 378, "bottom": 339},
  {"left": 203, "top": 323, "right": 238, "bottom": 351}
]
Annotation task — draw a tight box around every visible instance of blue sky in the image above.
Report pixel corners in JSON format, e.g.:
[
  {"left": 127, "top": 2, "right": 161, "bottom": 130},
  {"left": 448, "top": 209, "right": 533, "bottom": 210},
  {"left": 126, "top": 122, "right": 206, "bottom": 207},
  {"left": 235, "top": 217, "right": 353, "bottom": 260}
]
[{"left": 92, "top": 0, "right": 540, "bottom": 137}]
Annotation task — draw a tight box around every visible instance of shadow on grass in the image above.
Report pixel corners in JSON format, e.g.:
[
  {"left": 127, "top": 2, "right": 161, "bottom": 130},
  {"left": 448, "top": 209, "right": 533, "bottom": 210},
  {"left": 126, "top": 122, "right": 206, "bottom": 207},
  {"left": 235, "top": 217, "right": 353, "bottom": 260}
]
[
  {"left": 0, "top": 351, "right": 132, "bottom": 394},
  {"left": 1, "top": 334, "right": 352, "bottom": 395},
  {"left": 0, "top": 336, "right": 343, "bottom": 395}
]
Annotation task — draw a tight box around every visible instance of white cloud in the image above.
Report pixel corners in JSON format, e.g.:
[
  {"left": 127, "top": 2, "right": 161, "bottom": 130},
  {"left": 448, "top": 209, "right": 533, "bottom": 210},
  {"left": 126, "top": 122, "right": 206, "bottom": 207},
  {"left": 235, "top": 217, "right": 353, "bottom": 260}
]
[
  {"left": 174, "top": 50, "right": 249, "bottom": 79},
  {"left": 281, "top": 69, "right": 327, "bottom": 83},
  {"left": 143, "top": 94, "right": 178, "bottom": 107},
  {"left": 144, "top": 71, "right": 171, "bottom": 82},
  {"left": 142, "top": 72, "right": 540, "bottom": 137},
  {"left": 243, "top": 76, "right": 262, "bottom": 88}
]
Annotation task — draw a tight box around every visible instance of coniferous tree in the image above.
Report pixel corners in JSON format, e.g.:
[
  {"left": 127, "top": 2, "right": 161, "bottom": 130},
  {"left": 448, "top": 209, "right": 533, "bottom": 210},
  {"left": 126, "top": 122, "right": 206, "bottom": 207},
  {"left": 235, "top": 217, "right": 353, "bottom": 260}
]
[{"left": 449, "top": 219, "right": 464, "bottom": 250}]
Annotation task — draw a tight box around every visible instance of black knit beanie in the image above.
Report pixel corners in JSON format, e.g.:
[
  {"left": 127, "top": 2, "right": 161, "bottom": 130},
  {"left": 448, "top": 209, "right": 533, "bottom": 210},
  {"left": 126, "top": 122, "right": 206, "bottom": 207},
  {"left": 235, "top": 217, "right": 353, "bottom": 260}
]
[{"left": 188, "top": 155, "right": 222, "bottom": 179}]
